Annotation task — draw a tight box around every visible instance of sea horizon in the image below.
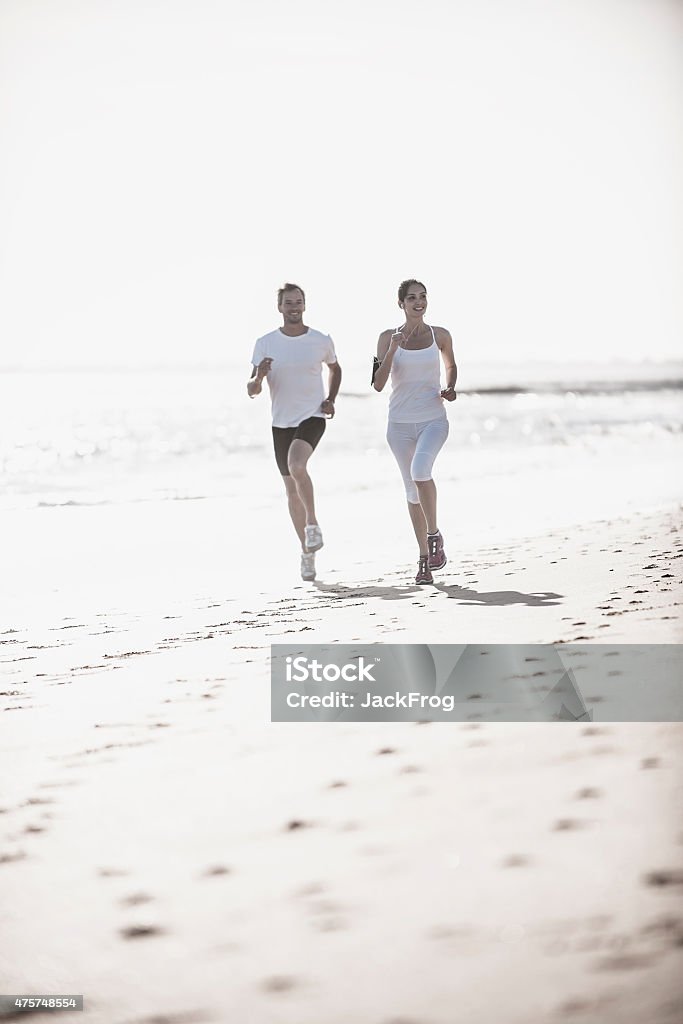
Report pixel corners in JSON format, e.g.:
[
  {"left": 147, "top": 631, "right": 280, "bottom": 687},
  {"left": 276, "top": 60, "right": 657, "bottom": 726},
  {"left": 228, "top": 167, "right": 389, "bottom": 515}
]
[
  {"left": 1, "top": 357, "right": 683, "bottom": 405},
  {"left": 1, "top": 358, "right": 681, "bottom": 515}
]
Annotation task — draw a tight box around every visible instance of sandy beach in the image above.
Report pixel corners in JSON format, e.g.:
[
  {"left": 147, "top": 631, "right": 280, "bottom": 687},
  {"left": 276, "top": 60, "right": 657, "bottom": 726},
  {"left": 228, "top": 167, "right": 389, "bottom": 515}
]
[
  {"left": 3, "top": 0, "right": 683, "bottom": 1016},
  {"left": 2, "top": 482, "right": 682, "bottom": 1022}
]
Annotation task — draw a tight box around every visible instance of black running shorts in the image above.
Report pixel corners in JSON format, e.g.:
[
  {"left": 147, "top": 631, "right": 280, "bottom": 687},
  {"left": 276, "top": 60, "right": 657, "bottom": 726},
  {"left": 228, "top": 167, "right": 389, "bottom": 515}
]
[{"left": 272, "top": 416, "right": 326, "bottom": 476}]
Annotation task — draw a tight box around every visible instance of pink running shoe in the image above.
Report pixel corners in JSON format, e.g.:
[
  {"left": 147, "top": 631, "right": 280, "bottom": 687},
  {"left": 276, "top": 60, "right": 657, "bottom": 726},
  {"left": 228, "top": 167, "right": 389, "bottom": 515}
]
[
  {"left": 428, "top": 530, "right": 447, "bottom": 571},
  {"left": 415, "top": 556, "right": 434, "bottom": 585}
]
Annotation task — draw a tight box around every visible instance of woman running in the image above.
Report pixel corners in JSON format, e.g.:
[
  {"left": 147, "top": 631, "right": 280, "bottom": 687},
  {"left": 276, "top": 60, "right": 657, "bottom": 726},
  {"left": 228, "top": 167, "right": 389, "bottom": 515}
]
[{"left": 373, "top": 279, "right": 457, "bottom": 584}]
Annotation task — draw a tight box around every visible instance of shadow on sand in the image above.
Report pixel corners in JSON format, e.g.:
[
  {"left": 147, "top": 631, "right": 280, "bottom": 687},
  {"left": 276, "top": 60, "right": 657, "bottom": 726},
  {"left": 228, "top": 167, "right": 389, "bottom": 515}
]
[
  {"left": 312, "top": 581, "right": 423, "bottom": 602},
  {"left": 434, "top": 584, "right": 563, "bottom": 607},
  {"left": 312, "top": 581, "right": 563, "bottom": 608}
]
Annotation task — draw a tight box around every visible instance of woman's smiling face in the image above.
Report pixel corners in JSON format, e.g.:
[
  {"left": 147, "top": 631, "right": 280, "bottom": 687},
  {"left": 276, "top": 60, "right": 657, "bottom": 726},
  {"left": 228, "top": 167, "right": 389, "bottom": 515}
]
[{"left": 401, "top": 284, "right": 428, "bottom": 318}]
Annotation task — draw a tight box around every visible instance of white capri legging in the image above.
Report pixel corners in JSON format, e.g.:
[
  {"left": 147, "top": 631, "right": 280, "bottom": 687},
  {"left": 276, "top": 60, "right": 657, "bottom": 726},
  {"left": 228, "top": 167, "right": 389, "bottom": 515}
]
[{"left": 386, "top": 417, "right": 449, "bottom": 504}]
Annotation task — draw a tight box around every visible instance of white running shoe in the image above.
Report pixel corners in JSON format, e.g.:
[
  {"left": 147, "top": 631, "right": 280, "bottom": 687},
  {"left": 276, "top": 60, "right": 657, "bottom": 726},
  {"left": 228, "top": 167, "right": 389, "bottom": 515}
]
[
  {"left": 301, "top": 550, "right": 316, "bottom": 581},
  {"left": 304, "top": 524, "right": 324, "bottom": 552}
]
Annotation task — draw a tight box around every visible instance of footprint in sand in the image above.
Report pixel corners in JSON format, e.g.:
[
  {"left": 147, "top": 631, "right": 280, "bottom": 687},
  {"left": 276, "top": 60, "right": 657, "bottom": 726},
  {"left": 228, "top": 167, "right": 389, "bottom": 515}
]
[
  {"left": 593, "top": 951, "right": 656, "bottom": 971},
  {"left": 294, "top": 882, "right": 327, "bottom": 898},
  {"left": 0, "top": 850, "right": 26, "bottom": 864},
  {"left": 120, "top": 924, "right": 166, "bottom": 940},
  {"left": 120, "top": 892, "right": 155, "bottom": 907},
  {"left": 556, "top": 994, "right": 618, "bottom": 1017},
  {"left": 643, "top": 869, "right": 683, "bottom": 888},
  {"left": 201, "top": 865, "right": 232, "bottom": 878},
  {"left": 502, "top": 854, "right": 531, "bottom": 868},
  {"left": 261, "top": 975, "right": 299, "bottom": 994},
  {"left": 641, "top": 914, "right": 683, "bottom": 950},
  {"left": 121, "top": 1013, "right": 210, "bottom": 1024},
  {"left": 285, "top": 819, "right": 314, "bottom": 831},
  {"left": 303, "top": 895, "right": 349, "bottom": 933},
  {"left": 553, "top": 818, "right": 590, "bottom": 831}
]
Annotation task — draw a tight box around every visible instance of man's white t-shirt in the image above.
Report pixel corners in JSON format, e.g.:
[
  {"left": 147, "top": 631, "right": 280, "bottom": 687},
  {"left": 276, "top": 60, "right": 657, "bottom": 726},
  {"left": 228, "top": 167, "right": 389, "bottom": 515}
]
[{"left": 252, "top": 328, "right": 337, "bottom": 428}]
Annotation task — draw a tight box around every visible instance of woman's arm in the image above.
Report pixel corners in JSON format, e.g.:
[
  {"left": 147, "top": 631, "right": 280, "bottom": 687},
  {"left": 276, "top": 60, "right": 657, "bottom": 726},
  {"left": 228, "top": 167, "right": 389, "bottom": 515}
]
[
  {"left": 435, "top": 327, "right": 457, "bottom": 400},
  {"left": 372, "top": 329, "right": 401, "bottom": 392}
]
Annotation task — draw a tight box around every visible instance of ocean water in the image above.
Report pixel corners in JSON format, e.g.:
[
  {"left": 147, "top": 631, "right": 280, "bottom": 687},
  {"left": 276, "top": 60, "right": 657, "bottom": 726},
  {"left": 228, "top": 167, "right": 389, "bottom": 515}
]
[{"left": 1, "top": 362, "right": 681, "bottom": 512}]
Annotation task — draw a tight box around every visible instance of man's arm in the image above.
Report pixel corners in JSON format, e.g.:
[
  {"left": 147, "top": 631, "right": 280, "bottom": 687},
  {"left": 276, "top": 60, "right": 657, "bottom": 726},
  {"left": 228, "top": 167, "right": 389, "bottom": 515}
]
[
  {"left": 321, "top": 361, "right": 342, "bottom": 417},
  {"left": 247, "top": 358, "right": 272, "bottom": 398}
]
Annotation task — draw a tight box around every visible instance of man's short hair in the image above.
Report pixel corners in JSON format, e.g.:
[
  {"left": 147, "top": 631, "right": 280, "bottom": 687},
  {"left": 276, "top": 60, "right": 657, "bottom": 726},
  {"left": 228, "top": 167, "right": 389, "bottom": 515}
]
[{"left": 278, "top": 283, "right": 305, "bottom": 305}]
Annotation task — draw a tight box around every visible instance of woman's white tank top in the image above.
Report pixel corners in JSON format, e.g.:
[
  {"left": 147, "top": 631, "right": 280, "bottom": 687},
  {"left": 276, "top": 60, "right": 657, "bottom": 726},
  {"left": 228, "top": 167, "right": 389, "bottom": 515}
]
[{"left": 388, "top": 325, "right": 446, "bottom": 423}]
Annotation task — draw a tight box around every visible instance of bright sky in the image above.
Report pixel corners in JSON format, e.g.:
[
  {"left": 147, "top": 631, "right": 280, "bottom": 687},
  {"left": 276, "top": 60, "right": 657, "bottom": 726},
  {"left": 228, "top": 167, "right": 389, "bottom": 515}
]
[{"left": 0, "top": 0, "right": 681, "bottom": 369}]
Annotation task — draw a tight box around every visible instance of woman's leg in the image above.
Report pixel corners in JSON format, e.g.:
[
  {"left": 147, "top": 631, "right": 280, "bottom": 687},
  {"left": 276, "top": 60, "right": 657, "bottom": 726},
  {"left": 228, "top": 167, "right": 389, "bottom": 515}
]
[
  {"left": 415, "top": 479, "right": 437, "bottom": 534},
  {"left": 411, "top": 418, "right": 450, "bottom": 534},
  {"left": 407, "top": 499, "right": 428, "bottom": 556},
  {"left": 387, "top": 422, "right": 427, "bottom": 554}
]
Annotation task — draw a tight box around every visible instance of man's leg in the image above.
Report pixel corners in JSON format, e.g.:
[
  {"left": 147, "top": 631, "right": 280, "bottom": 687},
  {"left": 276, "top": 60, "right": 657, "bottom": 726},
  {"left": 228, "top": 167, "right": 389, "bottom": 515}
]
[
  {"left": 287, "top": 439, "right": 318, "bottom": 527},
  {"left": 273, "top": 427, "right": 309, "bottom": 550},
  {"left": 283, "top": 474, "right": 308, "bottom": 549},
  {"left": 283, "top": 473, "right": 317, "bottom": 580},
  {"left": 286, "top": 418, "right": 326, "bottom": 553}
]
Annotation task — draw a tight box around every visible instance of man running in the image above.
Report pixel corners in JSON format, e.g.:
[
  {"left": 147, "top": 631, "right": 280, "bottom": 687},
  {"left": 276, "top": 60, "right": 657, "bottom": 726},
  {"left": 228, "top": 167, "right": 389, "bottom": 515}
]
[{"left": 248, "top": 283, "right": 341, "bottom": 581}]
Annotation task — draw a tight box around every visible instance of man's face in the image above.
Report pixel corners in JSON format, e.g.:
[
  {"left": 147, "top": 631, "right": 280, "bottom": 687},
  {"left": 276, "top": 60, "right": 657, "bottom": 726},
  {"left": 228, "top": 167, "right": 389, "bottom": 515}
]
[{"left": 279, "top": 289, "right": 305, "bottom": 324}]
